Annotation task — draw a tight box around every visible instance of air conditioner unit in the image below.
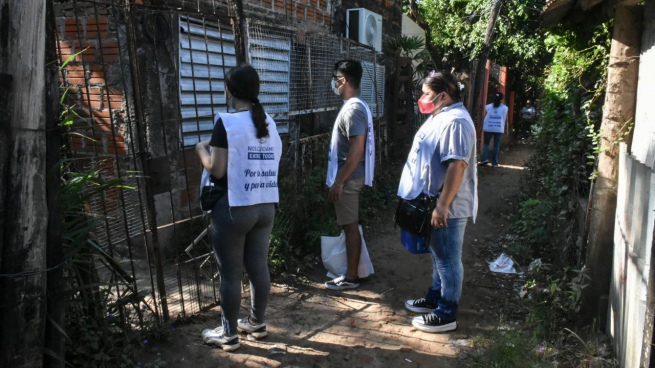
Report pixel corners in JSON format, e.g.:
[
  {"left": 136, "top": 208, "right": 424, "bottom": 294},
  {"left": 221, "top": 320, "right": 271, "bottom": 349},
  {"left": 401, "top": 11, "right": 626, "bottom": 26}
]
[{"left": 346, "top": 8, "right": 382, "bottom": 53}]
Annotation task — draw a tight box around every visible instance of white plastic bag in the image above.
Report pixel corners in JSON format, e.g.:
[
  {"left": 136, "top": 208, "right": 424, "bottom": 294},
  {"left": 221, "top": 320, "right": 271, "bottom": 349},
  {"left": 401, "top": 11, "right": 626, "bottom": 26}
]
[
  {"left": 489, "top": 253, "right": 517, "bottom": 274},
  {"left": 321, "top": 225, "right": 374, "bottom": 279}
]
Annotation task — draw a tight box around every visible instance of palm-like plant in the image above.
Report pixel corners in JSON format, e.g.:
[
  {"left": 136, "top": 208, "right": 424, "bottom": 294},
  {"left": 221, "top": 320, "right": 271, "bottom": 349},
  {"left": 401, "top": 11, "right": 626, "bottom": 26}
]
[{"left": 385, "top": 35, "right": 436, "bottom": 86}]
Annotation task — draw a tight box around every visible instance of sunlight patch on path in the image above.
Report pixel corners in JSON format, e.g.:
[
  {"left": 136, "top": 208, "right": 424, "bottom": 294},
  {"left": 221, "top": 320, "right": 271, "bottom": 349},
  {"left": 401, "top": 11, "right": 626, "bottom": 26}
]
[{"left": 263, "top": 282, "right": 460, "bottom": 359}]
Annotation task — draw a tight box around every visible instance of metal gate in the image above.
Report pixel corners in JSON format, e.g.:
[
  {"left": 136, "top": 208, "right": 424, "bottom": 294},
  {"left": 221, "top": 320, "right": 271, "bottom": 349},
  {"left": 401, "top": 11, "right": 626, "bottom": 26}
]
[{"left": 54, "top": 0, "right": 383, "bottom": 324}]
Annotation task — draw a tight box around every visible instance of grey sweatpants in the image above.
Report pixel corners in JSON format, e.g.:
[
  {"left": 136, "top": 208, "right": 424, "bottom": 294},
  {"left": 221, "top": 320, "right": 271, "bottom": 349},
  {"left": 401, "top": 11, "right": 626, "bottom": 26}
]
[{"left": 210, "top": 195, "right": 275, "bottom": 335}]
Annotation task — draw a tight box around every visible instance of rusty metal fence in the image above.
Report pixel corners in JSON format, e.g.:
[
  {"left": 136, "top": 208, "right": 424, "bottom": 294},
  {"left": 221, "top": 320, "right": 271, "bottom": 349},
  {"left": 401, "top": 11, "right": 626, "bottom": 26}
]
[{"left": 53, "top": 0, "right": 385, "bottom": 326}]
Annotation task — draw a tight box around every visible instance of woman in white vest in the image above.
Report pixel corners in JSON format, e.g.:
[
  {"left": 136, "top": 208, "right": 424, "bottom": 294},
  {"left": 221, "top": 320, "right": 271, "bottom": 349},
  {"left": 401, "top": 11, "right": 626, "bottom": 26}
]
[
  {"left": 398, "top": 71, "right": 477, "bottom": 333},
  {"left": 196, "top": 65, "right": 282, "bottom": 351},
  {"left": 480, "top": 93, "right": 509, "bottom": 167}
]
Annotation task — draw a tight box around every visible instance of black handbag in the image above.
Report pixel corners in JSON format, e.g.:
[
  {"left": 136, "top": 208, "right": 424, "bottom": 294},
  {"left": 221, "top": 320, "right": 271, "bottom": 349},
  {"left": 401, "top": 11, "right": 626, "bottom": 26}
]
[
  {"left": 394, "top": 193, "right": 438, "bottom": 238},
  {"left": 200, "top": 185, "right": 226, "bottom": 211}
]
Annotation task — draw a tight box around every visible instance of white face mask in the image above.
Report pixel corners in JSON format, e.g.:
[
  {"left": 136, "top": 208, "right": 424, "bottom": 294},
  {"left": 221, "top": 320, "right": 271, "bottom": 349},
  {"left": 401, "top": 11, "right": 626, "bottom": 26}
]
[{"left": 331, "top": 78, "right": 342, "bottom": 96}]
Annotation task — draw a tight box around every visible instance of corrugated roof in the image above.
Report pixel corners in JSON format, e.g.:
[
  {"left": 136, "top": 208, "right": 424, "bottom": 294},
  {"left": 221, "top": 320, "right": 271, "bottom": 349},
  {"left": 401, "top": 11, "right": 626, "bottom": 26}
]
[
  {"left": 542, "top": 0, "right": 576, "bottom": 27},
  {"left": 542, "top": 0, "right": 608, "bottom": 27}
]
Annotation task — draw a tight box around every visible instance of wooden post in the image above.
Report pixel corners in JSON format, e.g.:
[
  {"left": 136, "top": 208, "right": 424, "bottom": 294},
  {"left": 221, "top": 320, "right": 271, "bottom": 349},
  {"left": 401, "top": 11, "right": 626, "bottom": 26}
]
[
  {"left": 0, "top": 1, "right": 48, "bottom": 367},
  {"left": 230, "top": 0, "right": 247, "bottom": 64},
  {"left": 580, "top": 5, "right": 642, "bottom": 329},
  {"left": 44, "top": 1, "right": 65, "bottom": 366}
]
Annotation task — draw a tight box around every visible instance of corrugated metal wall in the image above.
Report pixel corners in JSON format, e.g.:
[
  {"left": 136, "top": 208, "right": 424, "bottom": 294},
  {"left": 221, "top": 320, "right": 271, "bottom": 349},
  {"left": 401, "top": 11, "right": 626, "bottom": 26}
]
[
  {"left": 632, "top": 3, "right": 655, "bottom": 169},
  {"left": 608, "top": 144, "right": 655, "bottom": 368},
  {"left": 179, "top": 16, "right": 236, "bottom": 146},
  {"left": 361, "top": 61, "right": 384, "bottom": 118}
]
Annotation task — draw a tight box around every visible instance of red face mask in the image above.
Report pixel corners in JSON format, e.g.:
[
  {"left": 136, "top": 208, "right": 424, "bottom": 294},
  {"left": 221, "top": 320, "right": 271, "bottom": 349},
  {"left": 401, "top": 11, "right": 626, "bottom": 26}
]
[{"left": 417, "top": 94, "right": 440, "bottom": 114}]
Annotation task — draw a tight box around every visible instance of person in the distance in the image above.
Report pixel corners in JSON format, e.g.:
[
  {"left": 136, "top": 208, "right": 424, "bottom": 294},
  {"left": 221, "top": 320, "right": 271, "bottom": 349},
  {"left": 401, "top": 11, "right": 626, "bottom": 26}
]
[{"left": 480, "top": 93, "right": 509, "bottom": 167}]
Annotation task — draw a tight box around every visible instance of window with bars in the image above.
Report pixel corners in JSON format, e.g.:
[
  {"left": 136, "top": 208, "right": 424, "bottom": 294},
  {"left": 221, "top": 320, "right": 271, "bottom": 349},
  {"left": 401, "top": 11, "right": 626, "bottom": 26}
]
[
  {"left": 246, "top": 22, "right": 384, "bottom": 120},
  {"left": 246, "top": 29, "right": 291, "bottom": 133},
  {"left": 179, "top": 17, "right": 384, "bottom": 146},
  {"left": 178, "top": 16, "right": 291, "bottom": 146},
  {"left": 178, "top": 16, "right": 236, "bottom": 147}
]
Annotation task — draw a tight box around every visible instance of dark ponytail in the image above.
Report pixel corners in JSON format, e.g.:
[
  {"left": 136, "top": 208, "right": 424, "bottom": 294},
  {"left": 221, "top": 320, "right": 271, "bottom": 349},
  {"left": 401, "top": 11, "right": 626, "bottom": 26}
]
[
  {"left": 225, "top": 65, "right": 269, "bottom": 139},
  {"left": 492, "top": 93, "right": 503, "bottom": 108},
  {"left": 251, "top": 98, "right": 268, "bottom": 139}
]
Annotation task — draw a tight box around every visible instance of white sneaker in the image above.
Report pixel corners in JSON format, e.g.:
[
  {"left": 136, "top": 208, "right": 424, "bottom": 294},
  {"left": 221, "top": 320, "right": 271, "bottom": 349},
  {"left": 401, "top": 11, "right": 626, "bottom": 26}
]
[
  {"left": 411, "top": 313, "right": 457, "bottom": 333},
  {"left": 202, "top": 327, "right": 240, "bottom": 351},
  {"left": 237, "top": 317, "right": 268, "bottom": 339}
]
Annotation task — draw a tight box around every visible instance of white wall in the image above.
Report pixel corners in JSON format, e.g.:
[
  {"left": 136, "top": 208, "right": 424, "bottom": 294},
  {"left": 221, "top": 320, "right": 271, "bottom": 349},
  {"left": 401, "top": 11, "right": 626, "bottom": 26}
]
[
  {"left": 401, "top": 13, "right": 426, "bottom": 49},
  {"left": 632, "top": 3, "right": 655, "bottom": 169}
]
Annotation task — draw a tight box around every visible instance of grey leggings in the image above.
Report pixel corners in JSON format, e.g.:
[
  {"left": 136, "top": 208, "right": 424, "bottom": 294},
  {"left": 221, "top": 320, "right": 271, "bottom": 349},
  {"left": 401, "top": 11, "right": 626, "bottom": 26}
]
[{"left": 210, "top": 195, "right": 275, "bottom": 336}]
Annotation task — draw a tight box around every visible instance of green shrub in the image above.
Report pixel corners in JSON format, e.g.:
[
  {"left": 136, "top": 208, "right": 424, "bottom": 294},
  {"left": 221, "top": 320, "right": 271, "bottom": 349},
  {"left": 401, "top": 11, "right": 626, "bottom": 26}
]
[
  {"left": 60, "top": 166, "right": 166, "bottom": 367},
  {"left": 519, "top": 22, "right": 611, "bottom": 266}
]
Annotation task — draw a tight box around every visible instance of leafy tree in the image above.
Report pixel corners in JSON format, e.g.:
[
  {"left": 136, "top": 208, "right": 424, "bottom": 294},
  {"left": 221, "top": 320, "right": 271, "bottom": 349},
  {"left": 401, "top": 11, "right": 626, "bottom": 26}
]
[{"left": 404, "top": 0, "right": 550, "bottom": 94}]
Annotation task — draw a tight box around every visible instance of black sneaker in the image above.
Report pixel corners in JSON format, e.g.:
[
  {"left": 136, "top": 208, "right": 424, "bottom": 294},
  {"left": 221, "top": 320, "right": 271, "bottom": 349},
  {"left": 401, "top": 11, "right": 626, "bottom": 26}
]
[
  {"left": 325, "top": 275, "right": 360, "bottom": 290},
  {"left": 479, "top": 160, "right": 490, "bottom": 166},
  {"left": 412, "top": 313, "right": 457, "bottom": 333},
  {"left": 405, "top": 298, "right": 437, "bottom": 313},
  {"left": 237, "top": 317, "right": 267, "bottom": 339}
]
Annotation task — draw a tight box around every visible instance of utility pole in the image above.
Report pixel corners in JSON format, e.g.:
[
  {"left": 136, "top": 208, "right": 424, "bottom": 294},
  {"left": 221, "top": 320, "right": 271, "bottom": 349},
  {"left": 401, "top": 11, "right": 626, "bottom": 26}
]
[
  {"left": 472, "top": 0, "right": 503, "bottom": 132},
  {"left": 0, "top": 1, "right": 49, "bottom": 367},
  {"left": 580, "top": 4, "right": 642, "bottom": 330}
]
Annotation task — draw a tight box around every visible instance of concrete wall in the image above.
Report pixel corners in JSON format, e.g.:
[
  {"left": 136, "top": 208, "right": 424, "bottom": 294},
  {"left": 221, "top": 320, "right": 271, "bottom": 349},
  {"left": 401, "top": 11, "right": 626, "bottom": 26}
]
[{"left": 401, "top": 13, "right": 425, "bottom": 46}]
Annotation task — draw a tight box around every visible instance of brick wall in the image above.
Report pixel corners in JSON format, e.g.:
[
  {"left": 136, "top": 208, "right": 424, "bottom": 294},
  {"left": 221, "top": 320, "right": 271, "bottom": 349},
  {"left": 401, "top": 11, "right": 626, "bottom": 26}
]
[
  {"left": 245, "top": 0, "right": 333, "bottom": 29},
  {"left": 57, "top": 7, "right": 128, "bottom": 157}
]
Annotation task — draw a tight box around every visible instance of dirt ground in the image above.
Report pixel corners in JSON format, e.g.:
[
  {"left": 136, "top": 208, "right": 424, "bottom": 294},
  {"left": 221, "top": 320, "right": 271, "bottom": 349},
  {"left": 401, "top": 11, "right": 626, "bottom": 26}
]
[{"left": 140, "top": 143, "right": 534, "bottom": 368}]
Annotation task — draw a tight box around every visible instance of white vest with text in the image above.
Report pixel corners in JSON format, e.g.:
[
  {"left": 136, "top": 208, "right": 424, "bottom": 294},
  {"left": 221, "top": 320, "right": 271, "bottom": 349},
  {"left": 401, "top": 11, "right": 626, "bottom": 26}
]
[
  {"left": 482, "top": 104, "right": 508, "bottom": 133},
  {"left": 221, "top": 112, "right": 282, "bottom": 207}
]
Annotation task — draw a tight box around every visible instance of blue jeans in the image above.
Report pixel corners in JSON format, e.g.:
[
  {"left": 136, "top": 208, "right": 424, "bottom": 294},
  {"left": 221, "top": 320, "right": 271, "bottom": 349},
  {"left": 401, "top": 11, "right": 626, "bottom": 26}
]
[
  {"left": 482, "top": 132, "right": 503, "bottom": 166},
  {"left": 424, "top": 217, "right": 468, "bottom": 321}
]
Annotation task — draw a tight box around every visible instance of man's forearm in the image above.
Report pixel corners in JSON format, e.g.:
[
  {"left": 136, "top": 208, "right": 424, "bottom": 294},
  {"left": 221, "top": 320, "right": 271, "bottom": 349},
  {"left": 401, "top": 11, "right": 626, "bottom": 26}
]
[{"left": 335, "top": 153, "right": 362, "bottom": 185}]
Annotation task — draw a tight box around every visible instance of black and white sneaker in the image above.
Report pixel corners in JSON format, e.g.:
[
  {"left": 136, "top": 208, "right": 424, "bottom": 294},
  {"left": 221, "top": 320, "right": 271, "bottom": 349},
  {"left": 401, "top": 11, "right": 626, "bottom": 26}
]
[
  {"left": 412, "top": 313, "right": 457, "bottom": 333},
  {"left": 202, "top": 327, "right": 240, "bottom": 351},
  {"left": 325, "top": 275, "right": 360, "bottom": 290},
  {"left": 479, "top": 160, "right": 490, "bottom": 166},
  {"left": 405, "top": 298, "right": 437, "bottom": 313},
  {"left": 237, "top": 317, "right": 268, "bottom": 339}
]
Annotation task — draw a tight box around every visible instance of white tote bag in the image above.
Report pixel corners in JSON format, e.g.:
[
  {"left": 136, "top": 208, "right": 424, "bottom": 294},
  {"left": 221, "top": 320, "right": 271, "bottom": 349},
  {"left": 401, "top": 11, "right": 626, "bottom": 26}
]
[{"left": 320, "top": 225, "right": 374, "bottom": 279}]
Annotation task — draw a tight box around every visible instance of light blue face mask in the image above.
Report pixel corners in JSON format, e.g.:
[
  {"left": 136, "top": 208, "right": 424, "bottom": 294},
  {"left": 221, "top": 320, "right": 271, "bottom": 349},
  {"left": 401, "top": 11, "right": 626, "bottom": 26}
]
[{"left": 331, "top": 78, "right": 343, "bottom": 96}]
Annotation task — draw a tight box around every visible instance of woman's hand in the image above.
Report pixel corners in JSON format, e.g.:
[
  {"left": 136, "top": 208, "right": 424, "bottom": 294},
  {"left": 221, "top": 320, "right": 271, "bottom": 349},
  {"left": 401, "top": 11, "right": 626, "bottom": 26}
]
[{"left": 431, "top": 202, "right": 449, "bottom": 229}]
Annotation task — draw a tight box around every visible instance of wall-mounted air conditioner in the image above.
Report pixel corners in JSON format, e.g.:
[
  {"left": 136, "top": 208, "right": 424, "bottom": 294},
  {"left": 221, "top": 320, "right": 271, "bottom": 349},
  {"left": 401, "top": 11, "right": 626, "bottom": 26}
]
[{"left": 346, "top": 8, "right": 382, "bottom": 53}]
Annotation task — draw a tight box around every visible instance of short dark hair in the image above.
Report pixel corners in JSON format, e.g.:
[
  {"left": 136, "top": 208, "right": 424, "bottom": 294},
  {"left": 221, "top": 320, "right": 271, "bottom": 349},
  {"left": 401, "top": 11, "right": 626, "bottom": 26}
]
[
  {"left": 334, "top": 59, "right": 363, "bottom": 90},
  {"left": 422, "top": 70, "right": 461, "bottom": 101}
]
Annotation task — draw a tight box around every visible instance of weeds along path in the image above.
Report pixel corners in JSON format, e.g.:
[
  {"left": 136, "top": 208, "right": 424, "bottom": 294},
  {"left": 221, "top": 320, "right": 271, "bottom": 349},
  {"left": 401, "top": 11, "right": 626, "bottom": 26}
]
[{"left": 140, "top": 143, "right": 535, "bottom": 368}]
